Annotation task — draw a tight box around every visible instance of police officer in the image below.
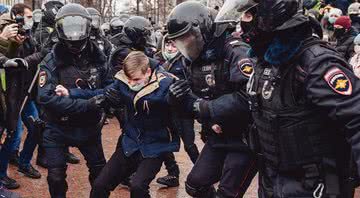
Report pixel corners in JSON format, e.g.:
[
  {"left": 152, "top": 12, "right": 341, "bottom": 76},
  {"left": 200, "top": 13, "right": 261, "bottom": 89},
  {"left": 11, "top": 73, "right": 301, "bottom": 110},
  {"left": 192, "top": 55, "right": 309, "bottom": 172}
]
[
  {"left": 34, "top": 0, "right": 63, "bottom": 51},
  {"left": 37, "top": 4, "right": 107, "bottom": 197},
  {"left": 109, "top": 16, "right": 156, "bottom": 76},
  {"left": 109, "top": 17, "right": 124, "bottom": 40},
  {"left": 212, "top": 0, "right": 360, "bottom": 197},
  {"left": 86, "top": 7, "right": 112, "bottom": 58},
  {"left": 166, "top": 2, "right": 257, "bottom": 197},
  {"left": 34, "top": 0, "right": 80, "bottom": 168}
]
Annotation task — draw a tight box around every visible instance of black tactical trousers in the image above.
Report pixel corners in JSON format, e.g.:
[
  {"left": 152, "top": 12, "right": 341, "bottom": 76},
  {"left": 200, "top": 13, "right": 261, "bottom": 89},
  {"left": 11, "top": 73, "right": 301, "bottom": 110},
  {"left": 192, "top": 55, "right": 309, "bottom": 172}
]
[
  {"left": 186, "top": 142, "right": 257, "bottom": 198},
  {"left": 43, "top": 123, "right": 106, "bottom": 198},
  {"left": 90, "top": 144, "right": 165, "bottom": 198},
  {"left": 258, "top": 165, "right": 355, "bottom": 198},
  {"left": 163, "top": 118, "right": 199, "bottom": 176}
]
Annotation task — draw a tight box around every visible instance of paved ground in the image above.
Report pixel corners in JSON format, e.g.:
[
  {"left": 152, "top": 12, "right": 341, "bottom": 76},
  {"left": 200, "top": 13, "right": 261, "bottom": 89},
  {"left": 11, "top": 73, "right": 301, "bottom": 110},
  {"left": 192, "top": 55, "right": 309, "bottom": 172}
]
[{"left": 5, "top": 119, "right": 360, "bottom": 197}]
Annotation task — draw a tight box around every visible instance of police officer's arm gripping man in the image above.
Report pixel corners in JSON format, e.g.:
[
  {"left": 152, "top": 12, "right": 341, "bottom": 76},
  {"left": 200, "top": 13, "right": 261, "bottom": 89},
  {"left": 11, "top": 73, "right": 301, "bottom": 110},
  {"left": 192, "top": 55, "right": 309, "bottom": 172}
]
[{"left": 37, "top": 65, "right": 97, "bottom": 115}]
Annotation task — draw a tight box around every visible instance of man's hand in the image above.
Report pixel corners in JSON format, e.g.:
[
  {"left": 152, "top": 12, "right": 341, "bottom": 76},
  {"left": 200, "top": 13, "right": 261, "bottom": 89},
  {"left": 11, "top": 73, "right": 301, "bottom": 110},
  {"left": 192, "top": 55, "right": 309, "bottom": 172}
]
[
  {"left": 55, "top": 85, "right": 69, "bottom": 96},
  {"left": 0, "top": 24, "right": 18, "bottom": 40},
  {"left": 4, "top": 58, "right": 28, "bottom": 69}
]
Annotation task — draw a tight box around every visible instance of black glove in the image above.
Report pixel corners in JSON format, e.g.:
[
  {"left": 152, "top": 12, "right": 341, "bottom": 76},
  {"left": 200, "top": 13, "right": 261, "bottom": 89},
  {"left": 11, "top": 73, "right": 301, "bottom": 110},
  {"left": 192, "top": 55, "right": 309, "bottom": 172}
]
[
  {"left": 105, "top": 88, "right": 123, "bottom": 108},
  {"left": 193, "top": 98, "right": 210, "bottom": 122},
  {"left": 88, "top": 94, "right": 106, "bottom": 111},
  {"left": 169, "top": 80, "right": 191, "bottom": 102},
  {"left": 4, "top": 58, "right": 28, "bottom": 69}
]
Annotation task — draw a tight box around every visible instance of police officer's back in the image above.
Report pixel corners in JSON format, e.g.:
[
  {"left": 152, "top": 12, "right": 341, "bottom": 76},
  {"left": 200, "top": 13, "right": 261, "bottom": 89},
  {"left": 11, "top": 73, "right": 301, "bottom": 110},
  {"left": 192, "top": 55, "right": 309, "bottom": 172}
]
[{"left": 215, "top": 0, "right": 360, "bottom": 197}]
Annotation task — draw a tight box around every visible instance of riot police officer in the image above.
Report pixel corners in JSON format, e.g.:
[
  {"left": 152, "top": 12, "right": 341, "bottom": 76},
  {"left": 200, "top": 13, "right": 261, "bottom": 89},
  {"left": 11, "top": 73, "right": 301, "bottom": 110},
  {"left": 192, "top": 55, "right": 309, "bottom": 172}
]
[
  {"left": 37, "top": 4, "right": 107, "bottom": 197},
  {"left": 109, "top": 17, "right": 124, "bottom": 40},
  {"left": 211, "top": 0, "right": 360, "bottom": 197},
  {"left": 34, "top": 0, "right": 80, "bottom": 168},
  {"left": 86, "top": 7, "right": 112, "bottom": 58},
  {"left": 34, "top": 0, "right": 63, "bottom": 51},
  {"left": 109, "top": 16, "right": 156, "bottom": 76},
  {"left": 166, "top": 2, "right": 257, "bottom": 197}
]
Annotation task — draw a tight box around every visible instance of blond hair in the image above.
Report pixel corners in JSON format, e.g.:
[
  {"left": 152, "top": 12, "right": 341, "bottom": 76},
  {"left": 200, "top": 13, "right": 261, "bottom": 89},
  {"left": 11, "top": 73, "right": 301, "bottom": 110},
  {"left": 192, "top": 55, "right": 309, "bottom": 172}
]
[{"left": 123, "top": 51, "right": 150, "bottom": 78}]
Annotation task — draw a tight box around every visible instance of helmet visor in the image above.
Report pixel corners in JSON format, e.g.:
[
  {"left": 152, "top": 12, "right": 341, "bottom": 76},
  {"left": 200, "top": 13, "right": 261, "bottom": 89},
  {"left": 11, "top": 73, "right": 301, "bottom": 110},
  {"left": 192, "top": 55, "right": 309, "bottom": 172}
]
[
  {"left": 215, "top": 0, "right": 257, "bottom": 23},
  {"left": 57, "top": 15, "right": 91, "bottom": 41},
  {"left": 173, "top": 26, "right": 204, "bottom": 62},
  {"left": 91, "top": 15, "right": 101, "bottom": 29}
]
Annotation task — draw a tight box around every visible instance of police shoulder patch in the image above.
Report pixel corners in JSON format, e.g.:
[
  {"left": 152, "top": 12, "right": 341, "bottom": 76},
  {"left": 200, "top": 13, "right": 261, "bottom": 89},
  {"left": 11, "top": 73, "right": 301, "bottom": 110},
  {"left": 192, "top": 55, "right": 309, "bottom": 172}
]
[
  {"left": 39, "top": 71, "right": 47, "bottom": 88},
  {"left": 324, "top": 67, "right": 352, "bottom": 95},
  {"left": 238, "top": 59, "right": 254, "bottom": 78}
]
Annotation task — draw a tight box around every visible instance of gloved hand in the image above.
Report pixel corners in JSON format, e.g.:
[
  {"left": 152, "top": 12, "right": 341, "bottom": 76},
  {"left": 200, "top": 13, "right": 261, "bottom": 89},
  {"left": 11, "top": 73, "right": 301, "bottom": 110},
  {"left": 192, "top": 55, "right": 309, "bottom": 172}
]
[
  {"left": 105, "top": 88, "right": 123, "bottom": 108},
  {"left": 169, "top": 80, "right": 191, "bottom": 103},
  {"left": 88, "top": 94, "right": 106, "bottom": 111},
  {"left": 4, "top": 58, "right": 28, "bottom": 69},
  {"left": 40, "top": 46, "right": 50, "bottom": 57}
]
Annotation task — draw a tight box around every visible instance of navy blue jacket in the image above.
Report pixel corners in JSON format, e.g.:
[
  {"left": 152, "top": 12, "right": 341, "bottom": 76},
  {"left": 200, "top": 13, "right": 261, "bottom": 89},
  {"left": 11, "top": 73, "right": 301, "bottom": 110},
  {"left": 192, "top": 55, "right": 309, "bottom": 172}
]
[
  {"left": 108, "top": 68, "right": 180, "bottom": 158},
  {"left": 37, "top": 42, "right": 108, "bottom": 129}
]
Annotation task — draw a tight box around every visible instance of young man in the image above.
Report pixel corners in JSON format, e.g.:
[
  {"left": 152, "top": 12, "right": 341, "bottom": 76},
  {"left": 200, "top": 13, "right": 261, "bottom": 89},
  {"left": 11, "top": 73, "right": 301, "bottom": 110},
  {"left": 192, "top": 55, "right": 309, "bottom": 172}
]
[{"left": 90, "top": 51, "right": 180, "bottom": 198}]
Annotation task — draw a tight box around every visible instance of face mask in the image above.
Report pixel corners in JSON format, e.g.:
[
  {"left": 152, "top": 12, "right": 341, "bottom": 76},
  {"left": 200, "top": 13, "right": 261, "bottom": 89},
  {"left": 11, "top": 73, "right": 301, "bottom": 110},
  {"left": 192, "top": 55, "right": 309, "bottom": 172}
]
[
  {"left": 23, "top": 17, "right": 34, "bottom": 30},
  {"left": 355, "top": 45, "right": 360, "bottom": 54},
  {"left": 241, "top": 21, "right": 254, "bottom": 34},
  {"left": 163, "top": 51, "right": 178, "bottom": 61},
  {"left": 350, "top": 15, "right": 360, "bottom": 23},
  {"left": 328, "top": 16, "right": 338, "bottom": 24},
  {"left": 129, "top": 81, "right": 146, "bottom": 92},
  {"left": 334, "top": 28, "right": 346, "bottom": 38}
]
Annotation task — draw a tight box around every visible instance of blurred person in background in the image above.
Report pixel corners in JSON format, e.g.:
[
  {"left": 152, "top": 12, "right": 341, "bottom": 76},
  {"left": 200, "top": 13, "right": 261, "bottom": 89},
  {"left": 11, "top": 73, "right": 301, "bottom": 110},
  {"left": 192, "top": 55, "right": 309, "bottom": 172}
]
[{"left": 334, "top": 16, "right": 358, "bottom": 61}]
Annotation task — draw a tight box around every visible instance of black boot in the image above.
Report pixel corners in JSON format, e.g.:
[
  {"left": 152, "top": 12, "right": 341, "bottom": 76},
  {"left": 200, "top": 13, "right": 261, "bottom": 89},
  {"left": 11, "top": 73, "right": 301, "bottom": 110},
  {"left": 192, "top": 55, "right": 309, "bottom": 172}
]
[
  {"left": 65, "top": 150, "right": 80, "bottom": 164},
  {"left": 0, "top": 186, "right": 21, "bottom": 197},
  {"left": 156, "top": 175, "right": 179, "bottom": 187},
  {"left": 18, "top": 164, "right": 42, "bottom": 179},
  {"left": 0, "top": 176, "right": 20, "bottom": 189}
]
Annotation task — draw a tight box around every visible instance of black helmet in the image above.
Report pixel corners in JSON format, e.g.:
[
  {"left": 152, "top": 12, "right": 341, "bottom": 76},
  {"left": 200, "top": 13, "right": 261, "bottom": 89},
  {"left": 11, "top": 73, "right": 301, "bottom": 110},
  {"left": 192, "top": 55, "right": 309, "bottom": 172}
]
[
  {"left": 216, "top": 0, "right": 307, "bottom": 32},
  {"left": 86, "top": 7, "right": 101, "bottom": 29},
  {"left": 42, "top": 0, "right": 64, "bottom": 26},
  {"left": 166, "top": 1, "right": 213, "bottom": 61},
  {"left": 123, "top": 16, "right": 154, "bottom": 48},
  {"left": 110, "top": 17, "right": 124, "bottom": 36},
  {"left": 257, "top": 0, "right": 307, "bottom": 32},
  {"left": 55, "top": 3, "right": 92, "bottom": 54},
  {"left": 167, "top": 1, "right": 213, "bottom": 41}
]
